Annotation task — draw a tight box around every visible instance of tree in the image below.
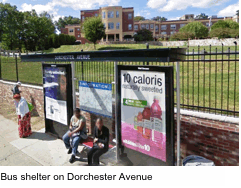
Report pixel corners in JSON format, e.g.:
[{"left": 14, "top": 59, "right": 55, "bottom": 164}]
[
  {"left": 179, "top": 21, "right": 209, "bottom": 38},
  {"left": 23, "top": 10, "right": 55, "bottom": 51},
  {"left": 211, "top": 20, "right": 239, "bottom": 30},
  {"left": 82, "top": 16, "right": 105, "bottom": 49},
  {"left": 134, "top": 16, "right": 145, "bottom": 21},
  {"left": 195, "top": 13, "right": 208, "bottom": 19},
  {"left": 209, "top": 28, "right": 236, "bottom": 39},
  {"left": 169, "top": 31, "right": 195, "bottom": 41},
  {"left": 152, "top": 16, "right": 167, "bottom": 21},
  {"left": 0, "top": 3, "right": 24, "bottom": 50},
  {"left": 134, "top": 29, "right": 153, "bottom": 41},
  {"left": 55, "top": 16, "right": 80, "bottom": 31}
]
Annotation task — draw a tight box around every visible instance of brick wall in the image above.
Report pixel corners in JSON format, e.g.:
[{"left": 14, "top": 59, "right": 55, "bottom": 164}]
[{"left": 0, "top": 81, "right": 239, "bottom": 165}]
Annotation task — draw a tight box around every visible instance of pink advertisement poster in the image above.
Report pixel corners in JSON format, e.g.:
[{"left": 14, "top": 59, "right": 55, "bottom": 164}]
[{"left": 121, "top": 70, "right": 166, "bottom": 162}]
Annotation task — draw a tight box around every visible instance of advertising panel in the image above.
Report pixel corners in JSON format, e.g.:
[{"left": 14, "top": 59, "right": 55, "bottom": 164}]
[
  {"left": 43, "top": 66, "right": 68, "bottom": 125},
  {"left": 79, "top": 81, "right": 112, "bottom": 118},
  {"left": 116, "top": 65, "right": 174, "bottom": 166}
]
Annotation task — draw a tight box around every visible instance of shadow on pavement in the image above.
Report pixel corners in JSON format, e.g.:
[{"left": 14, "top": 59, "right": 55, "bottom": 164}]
[{"left": 25, "top": 132, "right": 57, "bottom": 141}]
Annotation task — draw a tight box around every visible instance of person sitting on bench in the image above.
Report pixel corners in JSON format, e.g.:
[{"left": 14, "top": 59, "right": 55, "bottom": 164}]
[
  {"left": 62, "top": 108, "right": 87, "bottom": 163},
  {"left": 88, "top": 117, "right": 109, "bottom": 166}
]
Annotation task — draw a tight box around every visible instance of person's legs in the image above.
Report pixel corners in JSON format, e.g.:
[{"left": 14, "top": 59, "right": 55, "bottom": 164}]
[
  {"left": 87, "top": 147, "right": 98, "bottom": 165},
  {"left": 71, "top": 136, "right": 81, "bottom": 156},
  {"left": 92, "top": 149, "right": 108, "bottom": 165},
  {"left": 62, "top": 131, "right": 71, "bottom": 149}
]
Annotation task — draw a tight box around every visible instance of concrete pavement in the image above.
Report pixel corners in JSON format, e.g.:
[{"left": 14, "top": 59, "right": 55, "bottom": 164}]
[{"left": 0, "top": 115, "right": 102, "bottom": 166}]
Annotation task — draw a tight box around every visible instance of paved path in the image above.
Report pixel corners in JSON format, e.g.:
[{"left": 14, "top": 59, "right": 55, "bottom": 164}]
[{"left": 0, "top": 115, "right": 101, "bottom": 166}]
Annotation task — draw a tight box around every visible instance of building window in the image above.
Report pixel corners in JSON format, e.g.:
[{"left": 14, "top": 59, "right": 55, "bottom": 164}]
[
  {"left": 78, "top": 35, "right": 80, "bottom": 37},
  {"left": 128, "top": 13, "right": 132, "bottom": 19},
  {"left": 170, "top": 31, "right": 176, "bottom": 35},
  {"left": 155, "top": 25, "right": 159, "bottom": 32},
  {"left": 128, "top": 24, "right": 132, "bottom": 30},
  {"left": 108, "top": 22, "right": 114, "bottom": 29},
  {"left": 150, "top": 24, "right": 154, "bottom": 29},
  {"left": 161, "top": 32, "right": 167, "bottom": 35},
  {"left": 116, "top": 11, "right": 119, "bottom": 18},
  {"left": 134, "top": 25, "right": 138, "bottom": 30},
  {"left": 180, "top": 24, "right": 186, "bottom": 28},
  {"left": 69, "top": 29, "right": 73, "bottom": 32},
  {"left": 82, "top": 16, "right": 85, "bottom": 21},
  {"left": 116, "top": 22, "right": 120, "bottom": 29},
  {"left": 103, "top": 23, "right": 106, "bottom": 29},
  {"left": 108, "top": 11, "right": 114, "bottom": 18},
  {"left": 95, "top": 13, "right": 98, "bottom": 17},
  {"left": 170, "top": 24, "right": 176, "bottom": 29},
  {"left": 146, "top": 24, "right": 149, "bottom": 29},
  {"left": 141, "top": 24, "right": 145, "bottom": 29},
  {"left": 161, "top": 25, "right": 167, "bottom": 30},
  {"left": 77, "top": 28, "right": 80, "bottom": 31},
  {"left": 102, "top": 12, "right": 106, "bottom": 19}
]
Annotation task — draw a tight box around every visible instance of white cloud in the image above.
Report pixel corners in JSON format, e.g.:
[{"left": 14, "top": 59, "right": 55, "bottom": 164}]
[
  {"left": 20, "top": 2, "right": 58, "bottom": 15},
  {"left": 168, "top": 16, "right": 180, "bottom": 20},
  {"left": 217, "top": 2, "right": 239, "bottom": 17},
  {"left": 1, "top": 0, "right": 8, "bottom": 3},
  {"left": 147, "top": 0, "right": 228, "bottom": 12},
  {"left": 147, "top": 0, "right": 166, "bottom": 9},
  {"left": 20, "top": 0, "right": 120, "bottom": 22},
  {"left": 51, "top": 0, "right": 120, "bottom": 10},
  {"left": 136, "top": 10, "right": 151, "bottom": 18}
]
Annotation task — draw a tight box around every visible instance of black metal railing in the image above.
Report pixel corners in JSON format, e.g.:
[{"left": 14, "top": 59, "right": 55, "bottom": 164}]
[{"left": 0, "top": 44, "right": 239, "bottom": 117}]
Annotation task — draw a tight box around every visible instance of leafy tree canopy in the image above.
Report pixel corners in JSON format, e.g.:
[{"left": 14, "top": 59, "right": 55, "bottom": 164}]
[
  {"left": 134, "top": 29, "right": 153, "bottom": 41},
  {"left": 134, "top": 16, "right": 145, "bottom": 21},
  {"left": 179, "top": 21, "right": 209, "bottom": 38},
  {"left": 152, "top": 16, "right": 167, "bottom": 21},
  {"left": 195, "top": 13, "right": 209, "bottom": 19},
  {"left": 82, "top": 16, "right": 105, "bottom": 49},
  {"left": 55, "top": 16, "right": 80, "bottom": 31}
]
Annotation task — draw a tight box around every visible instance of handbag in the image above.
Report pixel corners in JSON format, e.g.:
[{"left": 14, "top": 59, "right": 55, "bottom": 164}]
[{"left": 27, "top": 101, "right": 34, "bottom": 112}]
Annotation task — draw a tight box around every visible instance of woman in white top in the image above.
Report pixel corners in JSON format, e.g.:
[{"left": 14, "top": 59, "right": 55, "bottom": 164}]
[
  {"left": 62, "top": 108, "right": 87, "bottom": 163},
  {"left": 13, "top": 94, "right": 32, "bottom": 138}
]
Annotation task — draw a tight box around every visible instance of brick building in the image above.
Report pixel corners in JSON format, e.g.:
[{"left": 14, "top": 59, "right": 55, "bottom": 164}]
[
  {"left": 61, "top": 8, "right": 237, "bottom": 43},
  {"left": 134, "top": 14, "right": 234, "bottom": 40}
]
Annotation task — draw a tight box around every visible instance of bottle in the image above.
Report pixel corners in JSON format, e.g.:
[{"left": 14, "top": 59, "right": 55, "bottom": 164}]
[
  {"left": 142, "top": 106, "right": 151, "bottom": 139},
  {"left": 150, "top": 96, "right": 162, "bottom": 142},
  {"left": 136, "top": 112, "right": 143, "bottom": 134},
  {"left": 150, "top": 96, "right": 162, "bottom": 120}
]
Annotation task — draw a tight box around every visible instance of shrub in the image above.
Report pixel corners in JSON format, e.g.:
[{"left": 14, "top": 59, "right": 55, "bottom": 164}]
[
  {"left": 134, "top": 29, "right": 153, "bottom": 41},
  {"left": 208, "top": 28, "right": 238, "bottom": 39},
  {"left": 179, "top": 21, "right": 209, "bottom": 39},
  {"left": 169, "top": 32, "right": 195, "bottom": 41}
]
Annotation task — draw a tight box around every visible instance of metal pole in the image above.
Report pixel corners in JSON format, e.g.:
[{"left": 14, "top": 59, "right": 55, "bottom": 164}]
[
  {"left": 176, "top": 61, "right": 181, "bottom": 166},
  {"left": 81, "top": 49, "right": 84, "bottom": 80},
  {"left": 114, "top": 61, "right": 120, "bottom": 162},
  {"left": 71, "top": 62, "right": 76, "bottom": 110},
  {"left": 15, "top": 55, "right": 19, "bottom": 81}
]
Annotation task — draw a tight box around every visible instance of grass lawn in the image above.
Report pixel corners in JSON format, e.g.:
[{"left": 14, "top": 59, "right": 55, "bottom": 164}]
[
  {"left": 44, "top": 43, "right": 239, "bottom": 53},
  {"left": 1, "top": 44, "right": 239, "bottom": 116}
]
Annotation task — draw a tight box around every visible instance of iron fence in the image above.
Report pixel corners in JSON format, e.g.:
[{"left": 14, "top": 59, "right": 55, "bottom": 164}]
[{"left": 0, "top": 44, "right": 239, "bottom": 117}]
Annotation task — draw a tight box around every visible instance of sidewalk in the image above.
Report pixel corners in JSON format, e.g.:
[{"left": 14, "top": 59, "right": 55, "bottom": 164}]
[{"left": 0, "top": 115, "right": 109, "bottom": 166}]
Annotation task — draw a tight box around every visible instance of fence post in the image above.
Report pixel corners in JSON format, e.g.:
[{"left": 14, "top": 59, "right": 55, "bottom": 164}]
[
  {"left": 71, "top": 62, "right": 76, "bottom": 110},
  {"left": 15, "top": 55, "right": 19, "bottom": 81},
  {"left": 176, "top": 61, "right": 181, "bottom": 166},
  {"left": 146, "top": 43, "right": 149, "bottom": 65},
  {"left": 81, "top": 49, "right": 84, "bottom": 80}
]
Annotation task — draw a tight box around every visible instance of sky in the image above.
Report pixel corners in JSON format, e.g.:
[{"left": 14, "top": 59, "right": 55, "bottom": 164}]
[{"left": 0, "top": 0, "right": 239, "bottom": 22}]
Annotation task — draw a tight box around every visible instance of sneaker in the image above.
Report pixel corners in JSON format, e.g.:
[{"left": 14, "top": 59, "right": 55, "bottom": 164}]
[
  {"left": 67, "top": 148, "right": 72, "bottom": 154},
  {"left": 69, "top": 155, "right": 75, "bottom": 163}
]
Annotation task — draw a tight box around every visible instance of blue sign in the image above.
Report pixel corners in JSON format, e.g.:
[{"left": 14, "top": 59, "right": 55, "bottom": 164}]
[{"left": 79, "top": 81, "right": 112, "bottom": 118}]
